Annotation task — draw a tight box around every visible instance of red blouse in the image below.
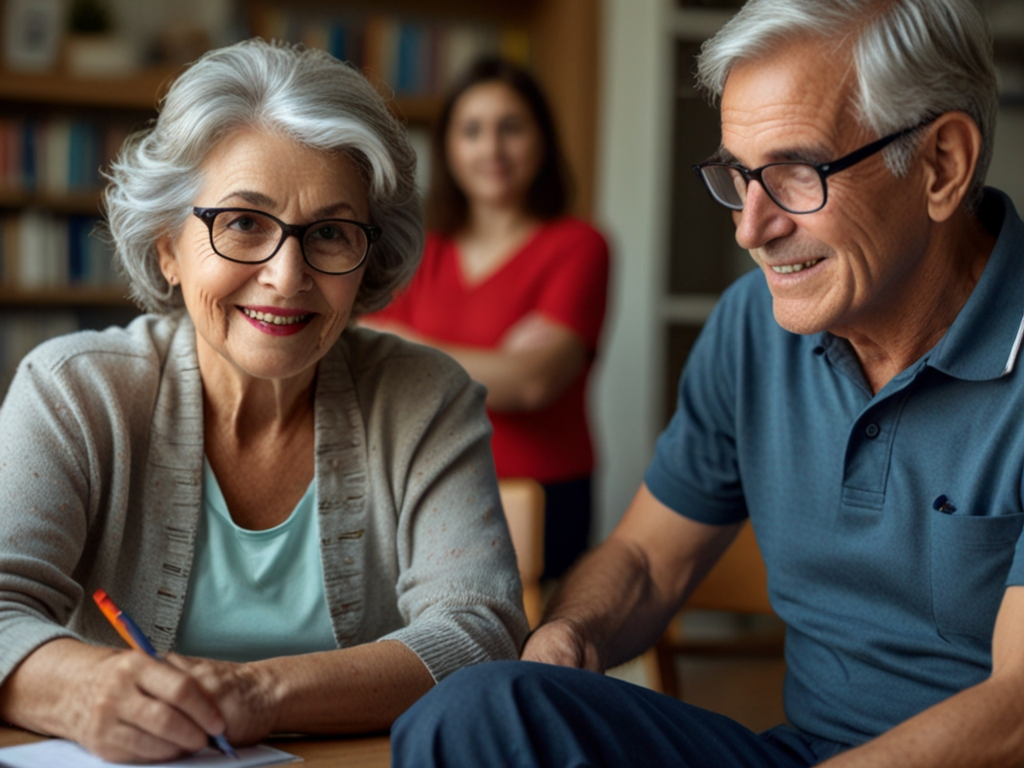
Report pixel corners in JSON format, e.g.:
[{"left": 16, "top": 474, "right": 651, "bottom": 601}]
[{"left": 368, "top": 217, "right": 610, "bottom": 483}]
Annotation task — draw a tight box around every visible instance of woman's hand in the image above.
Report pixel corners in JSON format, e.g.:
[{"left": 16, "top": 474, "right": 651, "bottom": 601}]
[
  {"left": 0, "top": 640, "right": 229, "bottom": 764},
  {"left": 176, "top": 642, "right": 434, "bottom": 737},
  {"left": 0, "top": 639, "right": 240, "bottom": 764},
  {"left": 500, "top": 312, "right": 562, "bottom": 351},
  {"left": 165, "top": 654, "right": 280, "bottom": 747},
  {"left": 76, "top": 651, "right": 228, "bottom": 762}
]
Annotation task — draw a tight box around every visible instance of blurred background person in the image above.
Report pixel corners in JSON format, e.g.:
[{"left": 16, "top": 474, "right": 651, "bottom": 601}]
[{"left": 364, "top": 57, "right": 610, "bottom": 581}]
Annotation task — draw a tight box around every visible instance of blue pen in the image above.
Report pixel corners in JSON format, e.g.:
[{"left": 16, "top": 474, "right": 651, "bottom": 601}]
[{"left": 93, "top": 589, "right": 240, "bottom": 760}]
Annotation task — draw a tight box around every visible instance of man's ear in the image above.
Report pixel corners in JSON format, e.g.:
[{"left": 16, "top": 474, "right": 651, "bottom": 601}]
[
  {"left": 920, "top": 111, "right": 982, "bottom": 223},
  {"left": 156, "top": 235, "right": 179, "bottom": 285}
]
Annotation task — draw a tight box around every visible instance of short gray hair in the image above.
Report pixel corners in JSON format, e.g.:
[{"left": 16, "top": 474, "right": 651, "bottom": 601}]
[
  {"left": 696, "top": 0, "right": 998, "bottom": 212},
  {"left": 104, "top": 38, "right": 423, "bottom": 315}
]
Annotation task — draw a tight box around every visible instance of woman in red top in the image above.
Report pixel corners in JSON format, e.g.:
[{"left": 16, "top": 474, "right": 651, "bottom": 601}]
[{"left": 364, "top": 57, "right": 609, "bottom": 580}]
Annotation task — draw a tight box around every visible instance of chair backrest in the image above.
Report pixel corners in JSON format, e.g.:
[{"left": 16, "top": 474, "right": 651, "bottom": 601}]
[
  {"left": 643, "top": 520, "right": 777, "bottom": 697},
  {"left": 685, "top": 521, "right": 771, "bottom": 614},
  {"left": 498, "top": 478, "right": 545, "bottom": 628}
]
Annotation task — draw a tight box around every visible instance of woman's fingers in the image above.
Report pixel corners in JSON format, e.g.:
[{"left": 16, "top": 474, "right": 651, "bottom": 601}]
[
  {"left": 164, "top": 653, "right": 279, "bottom": 745},
  {"left": 134, "top": 655, "right": 227, "bottom": 739},
  {"left": 76, "top": 650, "right": 226, "bottom": 762},
  {"left": 84, "top": 719, "right": 193, "bottom": 764}
]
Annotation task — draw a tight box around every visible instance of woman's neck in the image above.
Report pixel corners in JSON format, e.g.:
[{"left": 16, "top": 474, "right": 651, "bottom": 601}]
[
  {"left": 463, "top": 201, "right": 536, "bottom": 240},
  {"left": 197, "top": 343, "right": 316, "bottom": 442},
  {"left": 455, "top": 204, "right": 541, "bottom": 284}
]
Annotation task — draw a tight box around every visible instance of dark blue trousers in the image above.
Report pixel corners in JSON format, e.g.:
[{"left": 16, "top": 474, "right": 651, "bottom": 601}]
[{"left": 391, "top": 661, "right": 849, "bottom": 767}]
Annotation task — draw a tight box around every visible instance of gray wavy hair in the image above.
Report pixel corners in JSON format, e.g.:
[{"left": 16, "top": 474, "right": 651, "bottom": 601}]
[
  {"left": 104, "top": 38, "right": 423, "bottom": 316},
  {"left": 696, "top": 0, "right": 997, "bottom": 213}
]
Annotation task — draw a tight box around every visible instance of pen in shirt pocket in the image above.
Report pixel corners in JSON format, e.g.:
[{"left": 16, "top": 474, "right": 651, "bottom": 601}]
[{"left": 92, "top": 589, "right": 240, "bottom": 760}]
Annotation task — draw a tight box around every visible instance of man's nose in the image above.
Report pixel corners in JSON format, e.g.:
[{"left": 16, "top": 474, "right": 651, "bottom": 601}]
[{"left": 733, "top": 181, "right": 796, "bottom": 252}]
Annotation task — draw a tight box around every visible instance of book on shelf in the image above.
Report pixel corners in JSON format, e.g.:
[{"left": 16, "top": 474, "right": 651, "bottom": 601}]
[
  {"left": 0, "top": 310, "right": 79, "bottom": 399},
  {"left": 245, "top": 9, "right": 530, "bottom": 100},
  {"left": 0, "top": 210, "right": 119, "bottom": 289},
  {"left": 0, "top": 116, "right": 129, "bottom": 196}
]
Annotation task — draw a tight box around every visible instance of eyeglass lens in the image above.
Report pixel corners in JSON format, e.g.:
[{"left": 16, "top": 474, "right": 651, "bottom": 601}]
[
  {"left": 209, "top": 210, "right": 369, "bottom": 273},
  {"left": 700, "top": 164, "right": 825, "bottom": 214}
]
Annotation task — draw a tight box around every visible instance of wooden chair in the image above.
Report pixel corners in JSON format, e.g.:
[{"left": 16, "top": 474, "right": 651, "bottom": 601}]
[
  {"left": 645, "top": 521, "right": 783, "bottom": 697},
  {"left": 498, "top": 478, "right": 546, "bottom": 628}
]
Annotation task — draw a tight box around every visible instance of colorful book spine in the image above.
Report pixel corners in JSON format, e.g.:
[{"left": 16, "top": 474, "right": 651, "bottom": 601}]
[
  {"left": 395, "top": 23, "right": 421, "bottom": 95},
  {"left": 0, "top": 213, "right": 118, "bottom": 290},
  {"left": 0, "top": 118, "right": 128, "bottom": 196},
  {"left": 241, "top": 10, "right": 531, "bottom": 98},
  {"left": 21, "top": 120, "right": 37, "bottom": 192}
]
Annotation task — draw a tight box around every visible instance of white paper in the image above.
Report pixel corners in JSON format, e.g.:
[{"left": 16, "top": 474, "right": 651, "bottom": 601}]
[{"left": 0, "top": 739, "right": 302, "bottom": 768}]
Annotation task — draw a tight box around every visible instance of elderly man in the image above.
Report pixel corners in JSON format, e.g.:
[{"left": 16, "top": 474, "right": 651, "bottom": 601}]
[{"left": 390, "top": 0, "right": 1024, "bottom": 766}]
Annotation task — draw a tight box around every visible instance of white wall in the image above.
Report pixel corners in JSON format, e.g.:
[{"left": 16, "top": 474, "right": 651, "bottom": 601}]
[
  {"left": 590, "top": 0, "right": 674, "bottom": 539},
  {"left": 988, "top": 108, "right": 1024, "bottom": 212}
]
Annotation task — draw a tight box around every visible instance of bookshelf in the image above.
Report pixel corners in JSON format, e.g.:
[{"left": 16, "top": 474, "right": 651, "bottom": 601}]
[
  {"left": 241, "top": 0, "right": 601, "bottom": 217},
  {"left": 0, "top": 67, "right": 178, "bottom": 108},
  {"left": 0, "top": 65, "right": 155, "bottom": 394},
  {"left": 0, "top": 286, "right": 130, "bottom": 307}
]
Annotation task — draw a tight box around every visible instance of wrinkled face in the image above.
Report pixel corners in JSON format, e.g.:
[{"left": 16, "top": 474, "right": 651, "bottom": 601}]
[
  {"left": 158, "top": 128, "right": 369, "bottom": 386},
  {"left": 446, "top": 81, "right": 545, "bottom": 209},
  {"left": 720, "top": 37, "right": 932, "bottom": 336}
]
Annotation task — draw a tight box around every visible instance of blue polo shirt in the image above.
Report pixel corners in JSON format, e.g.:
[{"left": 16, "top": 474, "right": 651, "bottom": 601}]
[{"left": 646, "top": 189, "right": 1024, "bottom": 747}]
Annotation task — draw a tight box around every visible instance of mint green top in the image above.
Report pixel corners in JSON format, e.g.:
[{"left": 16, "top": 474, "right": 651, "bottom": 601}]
[{"left": 173, "top": 460, "right": 338, "bottom": 662}]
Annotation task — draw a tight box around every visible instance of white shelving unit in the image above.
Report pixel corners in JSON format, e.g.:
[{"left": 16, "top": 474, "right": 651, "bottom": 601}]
[{"left": 592, "top": 0, "right": 740, "bottom": 537}]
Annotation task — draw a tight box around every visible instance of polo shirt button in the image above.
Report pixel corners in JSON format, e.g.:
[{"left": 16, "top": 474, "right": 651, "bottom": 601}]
[{"left": 865, "top": 423, "right": 880, "bottom": 438}]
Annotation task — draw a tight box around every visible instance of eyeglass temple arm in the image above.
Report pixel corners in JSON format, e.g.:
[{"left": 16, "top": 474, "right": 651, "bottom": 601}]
[{"left": 818, "top": 120, "right": 931, "bottom": 177}]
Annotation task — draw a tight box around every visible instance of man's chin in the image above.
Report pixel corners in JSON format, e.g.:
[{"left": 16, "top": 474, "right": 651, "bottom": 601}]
[{"left": 771, "top": 301, "right": 831, "bottom": 336}]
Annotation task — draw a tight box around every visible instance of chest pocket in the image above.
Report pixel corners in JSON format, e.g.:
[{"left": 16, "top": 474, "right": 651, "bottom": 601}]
[{"left": 930, "top": 510, "right": 1024, "bottom": 641}]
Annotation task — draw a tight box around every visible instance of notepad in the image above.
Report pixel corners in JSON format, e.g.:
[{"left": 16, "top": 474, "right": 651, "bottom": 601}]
[{"left": 0, "top": 739, "right": 302, "bottom": 767}]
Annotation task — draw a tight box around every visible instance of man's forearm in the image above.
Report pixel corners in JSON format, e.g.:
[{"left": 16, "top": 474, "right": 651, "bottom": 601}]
[
  {"left": 821, "top": 674, "right": 1024, "bottom": 768},
  {"left": 826, "top": 588, "right": 1024, "bottom": 768},
  {"left": 523, "top": 486, "right": 744, "bottom": 671},
  {"left": 523, "top": 538, "right": 675, "bottom": 671}
]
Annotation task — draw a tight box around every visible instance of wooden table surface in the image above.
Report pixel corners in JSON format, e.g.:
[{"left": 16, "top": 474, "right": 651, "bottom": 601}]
[{"left": 0, "top": 725, "right": 391, "bottom": 767}]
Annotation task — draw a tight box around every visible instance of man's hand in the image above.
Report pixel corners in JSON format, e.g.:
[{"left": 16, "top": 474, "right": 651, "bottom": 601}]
[
  {"left": 521, "top": 618, "right": 603, "bottom": 671},
  {"left": 518, "top": 487, "right": 744, "bottom": 676}
]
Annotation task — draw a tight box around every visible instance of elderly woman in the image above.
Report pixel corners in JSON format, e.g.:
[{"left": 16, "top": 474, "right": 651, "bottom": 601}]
[{"left": 0, "top": 39, "right": 527, "bottom": 763}]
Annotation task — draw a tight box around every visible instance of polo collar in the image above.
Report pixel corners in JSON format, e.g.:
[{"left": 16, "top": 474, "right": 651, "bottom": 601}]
[{"left": 925, "top": 189, "right": 1024, "bottom": 381}]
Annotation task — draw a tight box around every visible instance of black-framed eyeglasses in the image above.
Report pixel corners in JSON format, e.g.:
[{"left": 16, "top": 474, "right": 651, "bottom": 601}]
[
  {"left": 692, "top": 118, "right": 935, "bottom": 215},
  {"left": 192, "top": 207, "right": 382, "bottom": 275}
]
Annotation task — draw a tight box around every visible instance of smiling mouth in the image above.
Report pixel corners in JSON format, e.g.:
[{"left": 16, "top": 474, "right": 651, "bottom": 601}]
[
  {"left": 771, "top": 258, "right": 823, "bottom": 275},
  {"left": 240, "top": 307, "right": 314, "bottom": 326}
]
